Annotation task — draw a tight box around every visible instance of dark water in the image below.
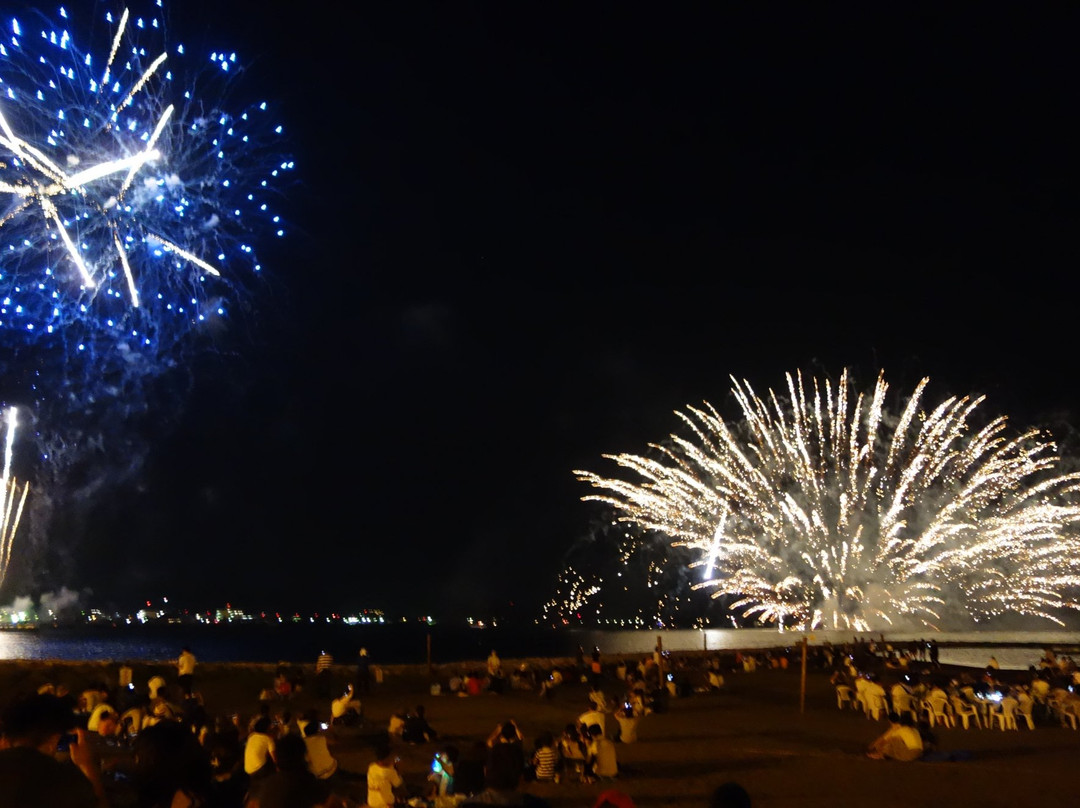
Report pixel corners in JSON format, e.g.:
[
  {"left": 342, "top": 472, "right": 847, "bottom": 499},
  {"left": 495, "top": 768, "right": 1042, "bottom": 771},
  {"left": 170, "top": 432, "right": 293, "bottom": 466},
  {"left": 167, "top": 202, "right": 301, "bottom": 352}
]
[
  {"left": 2, "top": 623, "right": 1078, "bottom": 670},
  {"left": 0, "top": 622, "right": 587, "bottom": 665}
]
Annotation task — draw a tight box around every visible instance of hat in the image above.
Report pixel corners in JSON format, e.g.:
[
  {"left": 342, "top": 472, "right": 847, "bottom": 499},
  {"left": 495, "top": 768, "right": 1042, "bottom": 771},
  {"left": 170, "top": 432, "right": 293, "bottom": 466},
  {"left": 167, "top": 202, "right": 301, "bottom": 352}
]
[{"left": 594, "top": 790, "right": 635, "bottom": 808}]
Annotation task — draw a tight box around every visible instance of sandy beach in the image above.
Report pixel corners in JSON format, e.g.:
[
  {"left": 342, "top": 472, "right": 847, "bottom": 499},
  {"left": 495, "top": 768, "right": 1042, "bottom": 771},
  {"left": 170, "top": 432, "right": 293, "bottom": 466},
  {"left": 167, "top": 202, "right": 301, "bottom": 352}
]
[{"left": 2, "top": 654, "right": 1078, "bottom": 808}]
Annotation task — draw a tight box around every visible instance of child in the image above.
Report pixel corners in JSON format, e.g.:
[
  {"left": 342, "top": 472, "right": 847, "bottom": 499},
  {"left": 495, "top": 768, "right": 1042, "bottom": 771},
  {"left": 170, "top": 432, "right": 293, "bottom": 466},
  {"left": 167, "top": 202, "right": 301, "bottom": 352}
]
[
  {"left": 531, "top": 731, "right": 559, "bottom": 782},
  {"left": 428, "top": 745, "right": 458, "bottom": 797}
]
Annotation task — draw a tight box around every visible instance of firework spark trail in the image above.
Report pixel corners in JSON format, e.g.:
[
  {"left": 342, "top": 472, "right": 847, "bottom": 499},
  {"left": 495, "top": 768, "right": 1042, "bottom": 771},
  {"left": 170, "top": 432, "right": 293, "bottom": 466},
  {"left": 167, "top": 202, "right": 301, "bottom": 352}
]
[
  {"left": 575, "top": 370, "right": 1080, "bottom": 631},
  {"left": 0, "top": 407, "right": 29, "bottom": 587}
]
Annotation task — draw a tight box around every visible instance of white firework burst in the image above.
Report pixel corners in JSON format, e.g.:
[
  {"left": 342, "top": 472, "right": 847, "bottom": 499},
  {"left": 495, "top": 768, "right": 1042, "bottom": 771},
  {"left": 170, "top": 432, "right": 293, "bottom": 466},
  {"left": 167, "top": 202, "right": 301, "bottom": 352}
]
[{"left": 575, "top": 370, "right": 1080, "bottom": 631}]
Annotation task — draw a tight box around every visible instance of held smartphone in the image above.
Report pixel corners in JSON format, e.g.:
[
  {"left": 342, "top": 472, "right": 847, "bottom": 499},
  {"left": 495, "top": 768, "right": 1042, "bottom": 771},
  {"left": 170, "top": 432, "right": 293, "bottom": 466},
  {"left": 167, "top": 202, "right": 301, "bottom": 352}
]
[{"left": 56, "top": 731, "right": 78, "bottom": 753}]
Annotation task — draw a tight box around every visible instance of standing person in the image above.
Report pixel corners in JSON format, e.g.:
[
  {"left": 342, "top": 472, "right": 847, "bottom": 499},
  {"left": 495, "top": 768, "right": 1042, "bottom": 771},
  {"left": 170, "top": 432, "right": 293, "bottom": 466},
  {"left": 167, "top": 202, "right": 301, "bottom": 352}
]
[
  {"left": 356, "top": 649, "right": 372, "bottom": 695},
  {"left": 487, "top": 650, "right": 502, "bottom": 678},
  {"left": 177, "top": 646, "right": 197, "bottom": 697},
  {"left": 366, "top": 740, "right": 404, "bottom": 808},
  {"left": 118, "top": 662, "right": 134, "bottom": 692},
  {"left": 316, "top": 650, "right": 335, "bottom": 698}
]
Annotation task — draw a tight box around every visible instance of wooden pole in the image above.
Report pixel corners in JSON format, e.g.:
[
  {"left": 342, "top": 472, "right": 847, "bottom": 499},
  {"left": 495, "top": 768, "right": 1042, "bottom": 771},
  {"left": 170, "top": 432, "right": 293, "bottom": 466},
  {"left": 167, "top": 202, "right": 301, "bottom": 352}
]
[
  {"left": 656, "top": 635, "right": 664, "bottom": 688},
  {"left": 427, "top": 633, "right": 432, "bottom": 676},
  {"left": 800, "top": 637, "right": 808, "bottom": 713}
]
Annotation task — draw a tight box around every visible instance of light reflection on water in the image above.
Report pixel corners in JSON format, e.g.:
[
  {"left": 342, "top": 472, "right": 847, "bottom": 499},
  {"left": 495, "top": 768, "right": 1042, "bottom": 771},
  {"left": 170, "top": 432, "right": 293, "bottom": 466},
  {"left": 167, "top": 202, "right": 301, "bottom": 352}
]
[{"left": 0, "top": 626, "right": 1078, "bottom": 668}]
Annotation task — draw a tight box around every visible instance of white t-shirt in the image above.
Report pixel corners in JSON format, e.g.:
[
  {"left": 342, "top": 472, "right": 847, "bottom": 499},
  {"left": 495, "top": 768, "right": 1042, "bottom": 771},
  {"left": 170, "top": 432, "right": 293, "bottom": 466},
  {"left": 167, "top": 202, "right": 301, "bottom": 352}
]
[
  {"left": 578, "top": 708, "right": 606, "bottom": 735},
  {"left": 244, "top": 732, "right": 276, "bottom": 774},
  {"left": 304, "top": 734, "right": 338, "bottom": 779},
  {"left": 367, "top": 761, "right": 403, "bottom": 808},
  {"left": 87, "top": 703, "right": 115, "bottom": 732}
]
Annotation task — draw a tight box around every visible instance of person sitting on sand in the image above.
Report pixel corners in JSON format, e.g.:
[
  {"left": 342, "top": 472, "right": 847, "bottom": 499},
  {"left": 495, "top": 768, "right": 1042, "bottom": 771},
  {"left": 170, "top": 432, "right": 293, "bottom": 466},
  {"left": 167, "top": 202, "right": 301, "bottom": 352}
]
[
  {"left": 388, "top": 707, "right": 407, "bottom": 737},
  {"left": 558, "top": 723, "right": 587, "bottom": 782},
  {"left": 302, "top": 718, "right": 339, "bottom": 781},
  {"left": 448, "top": 671, "right": 464, "bottom": 694},
  {"left": 539, "top": 668, "right": 563, "bottom": 698},
  {"left": 366, "top": 739, "right": 404, "bottom": 808},
  {"left": 453, "top": 741, "right": 488, "bottom": 798},
  {"left": 588, "top": 686, "right": 611, "bottom": 712},
  {"left": 465, "top": 671, "right": 484, "bottom": 697},
  {"left": 461, "top": 742, "right": 550, "bottom": 808},
  {"left": 244, "top": 716, "right": 278, "bottom": 781},
  {"left": 0, "top": 692, "right": 109, "bottom": 808},
  {"left": 428, "top": 744, "right": 458, "bottom": 796},
  {"left": 486, "top": 718, "right": 523, "bottom": 748},
  {"left": 132, "top": 720, "right": 213, "bottom": 808},
  {"left": 867, "top": 712, "right": 923, "bottom": 761},
  {"left": 330, "top": 684, "right": 362, "bottom": 726},
  {"left": 529, "top": 731, "right": 558, "bottom": 782},
  {"left": 578, "top": 699, "right": 607, "bottom": 737},
  {"left": 585, "top": 723, "right": 617, "bottom": 781},
  {"left": 402, "top": 704, "right": 438, "bottom": 744},
  {"left": 247, "top": 732, "right": 343, "bottom": 808},
  {"left": 614, "top": 704, "right": 640, "bottom": 743},
  {"left": 711, "top": 781, "right": 752, "bottom": 808},
  {"left": 148, "top": 675, "right": 167, "bottom": 701}
]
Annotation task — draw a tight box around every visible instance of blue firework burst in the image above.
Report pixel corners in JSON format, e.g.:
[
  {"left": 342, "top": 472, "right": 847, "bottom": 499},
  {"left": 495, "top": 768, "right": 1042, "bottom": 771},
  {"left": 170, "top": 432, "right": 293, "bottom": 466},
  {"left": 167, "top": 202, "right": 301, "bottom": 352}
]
[{"left": 0, "top": 2, "right": 292, "bottom": 385}]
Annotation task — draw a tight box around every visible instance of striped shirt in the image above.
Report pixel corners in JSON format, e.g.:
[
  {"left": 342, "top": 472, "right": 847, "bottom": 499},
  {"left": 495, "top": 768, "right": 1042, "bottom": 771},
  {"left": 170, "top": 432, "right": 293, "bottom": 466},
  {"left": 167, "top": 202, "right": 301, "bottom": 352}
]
[
  {"left": 317, "top": 653, "right": 334, "bottom": 673},
  {"left": 533, "top": 746, "right": 558, "bottom": 780}
]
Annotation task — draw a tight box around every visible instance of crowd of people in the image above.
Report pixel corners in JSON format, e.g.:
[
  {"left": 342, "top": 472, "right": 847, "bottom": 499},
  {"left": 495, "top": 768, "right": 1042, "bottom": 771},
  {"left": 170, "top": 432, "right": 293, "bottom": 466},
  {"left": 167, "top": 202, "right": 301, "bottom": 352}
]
[
  {"left": 0, "top": 646, "right": 379, "bottom": 807},
  {"left": 0, "top": 640, "right": 756, "bottom": 808},
  {"left": 61, "top": 635, "right": 1080, "bottom": 806},
  {"left": 831, "top": 643, "right": 1080, "bottom": 762}
]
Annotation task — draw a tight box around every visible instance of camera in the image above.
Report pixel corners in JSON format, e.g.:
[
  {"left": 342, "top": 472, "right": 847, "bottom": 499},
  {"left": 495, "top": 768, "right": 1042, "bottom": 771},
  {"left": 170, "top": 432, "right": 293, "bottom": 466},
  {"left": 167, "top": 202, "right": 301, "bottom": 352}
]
[{"left": 431, "top": 755, "right": 443, "bottom": 773}]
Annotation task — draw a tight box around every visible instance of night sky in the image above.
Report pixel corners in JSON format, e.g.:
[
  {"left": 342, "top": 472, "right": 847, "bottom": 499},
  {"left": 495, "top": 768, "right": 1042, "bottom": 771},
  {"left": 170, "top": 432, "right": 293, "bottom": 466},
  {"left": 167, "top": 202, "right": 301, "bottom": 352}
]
[{"left": 11, "top": 3, "right": 1079, "bottom": 619}]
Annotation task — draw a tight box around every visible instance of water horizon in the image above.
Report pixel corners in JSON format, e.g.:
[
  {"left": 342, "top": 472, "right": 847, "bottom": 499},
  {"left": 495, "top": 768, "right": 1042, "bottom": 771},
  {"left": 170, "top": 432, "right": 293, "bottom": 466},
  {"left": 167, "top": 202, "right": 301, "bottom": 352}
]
[{"left": 0, "top": 623, "right": 1077, "bottom": 671}]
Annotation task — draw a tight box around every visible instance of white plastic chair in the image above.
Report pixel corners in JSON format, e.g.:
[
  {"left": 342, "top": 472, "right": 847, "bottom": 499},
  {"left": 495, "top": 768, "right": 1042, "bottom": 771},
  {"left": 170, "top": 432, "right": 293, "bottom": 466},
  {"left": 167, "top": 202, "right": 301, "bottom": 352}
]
[
  {"left": 864, "top": 693, "right": 888, "bottom": 721},
  {"left": 1061, "top": 703, "right": 1079, "bottom": 730},
  {"left": 836, "top": 685, "right": 855, "bottom": 710},
  {"left": 893, "top": 691, "right": 919, "bottom": 722},
  {"left": 925, "top": 696, "right": 954, "bottom": 728},
  {"left": 950, "top": 696, "right": 981, "bottom": 730},
  {"left": 990, "top": 698, "right": 1019, "bottom": 730},
  {"left": 1016, "top": 700, "right": 1036, "bottom": 730}
]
